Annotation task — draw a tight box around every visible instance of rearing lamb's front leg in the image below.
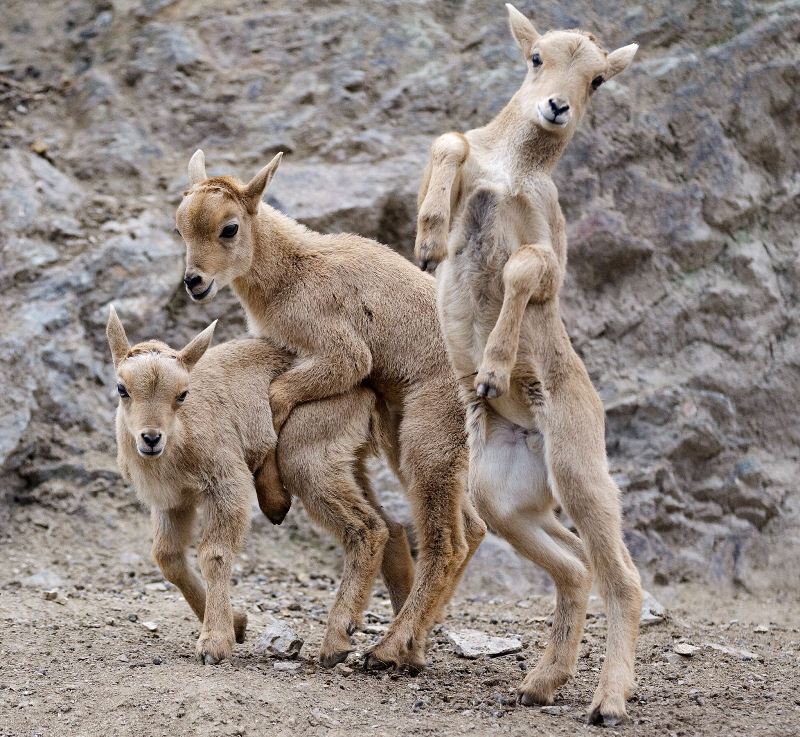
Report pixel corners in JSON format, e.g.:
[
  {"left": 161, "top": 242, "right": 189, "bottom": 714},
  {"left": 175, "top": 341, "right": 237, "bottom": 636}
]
[
  {"left": 476, "top": 242, "right": 561, "bottom": 399},
  {"left": 415, "top": 132, "right": 469, "bottom": 272}
]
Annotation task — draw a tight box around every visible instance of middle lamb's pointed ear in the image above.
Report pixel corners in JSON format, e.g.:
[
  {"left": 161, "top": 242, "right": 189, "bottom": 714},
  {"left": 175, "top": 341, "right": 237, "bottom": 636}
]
[
  {"left": 506, "top": 4, "right": 540, "bottom": 59},
  {"left": 179, "top": 320, "right": 217, "bottom": 371},
  {"left": 243, "top": 152, "right": 283, "bottom": 214},
  {"left": 606, "top": 44, "right": 639, "bottom": 80},
  {"left": 188, "top": 149, "right": 207, "bottom": 185},
  {"left": 107, "top": 305, "right": 130, "bottom": 369}
]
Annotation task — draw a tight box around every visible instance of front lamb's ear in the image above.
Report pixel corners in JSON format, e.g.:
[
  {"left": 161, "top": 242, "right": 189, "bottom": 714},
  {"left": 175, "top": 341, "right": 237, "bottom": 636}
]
[
  {"left": 243, "top": 152, "right": 283, "bottom": 214},
  {"left": 606, "top": 44, "right": 639, "bottom": 80},
  {"left": 188, "top": 149, "right": 208, "bottom": 185},
  {"left": 506, "top": 3, "right": 540, "bottom": 59},
  {"left": 179, "top": 320, "right": 217, "bottom": 371},
  {"left": 107, "top": 305, "right": 131, "bottom": 369}
]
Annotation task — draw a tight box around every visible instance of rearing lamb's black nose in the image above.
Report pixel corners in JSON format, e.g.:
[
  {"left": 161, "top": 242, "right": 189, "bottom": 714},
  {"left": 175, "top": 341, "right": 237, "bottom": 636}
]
[
  {"left": 184, "top": 273, "right": 203, "bottom": 289},
  {"left": 141, "top": 432, "right": 162, "bottom": 448}
]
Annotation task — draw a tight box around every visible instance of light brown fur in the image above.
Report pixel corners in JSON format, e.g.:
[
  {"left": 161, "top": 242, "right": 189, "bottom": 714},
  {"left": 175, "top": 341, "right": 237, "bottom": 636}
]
[
  {"left": 414, "top": 5, "right": 642, "bottom": 725},
  {"left": 106, "top": 307, "right": 414, "bottom": 668},
  {"left": 175, "top": 156, "right": 486, "bottom": 671}
]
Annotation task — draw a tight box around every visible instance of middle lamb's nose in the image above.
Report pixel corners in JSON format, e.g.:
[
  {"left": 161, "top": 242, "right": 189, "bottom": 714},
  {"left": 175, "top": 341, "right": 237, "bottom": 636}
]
[
  {"left": 184, "top": 272, "right": 203, "bottom": 290},
  {"left": 141, "top": 432, "right": 162, "bottom": 448}
]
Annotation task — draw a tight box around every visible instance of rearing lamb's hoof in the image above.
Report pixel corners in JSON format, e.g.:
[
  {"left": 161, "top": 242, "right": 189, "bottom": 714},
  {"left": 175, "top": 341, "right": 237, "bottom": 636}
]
[
  {"left": 476, "top": 382, "right": 498, "bottom": 399},
  {"left": 475, "top": 366, "right": 509, "bottom": 399}
]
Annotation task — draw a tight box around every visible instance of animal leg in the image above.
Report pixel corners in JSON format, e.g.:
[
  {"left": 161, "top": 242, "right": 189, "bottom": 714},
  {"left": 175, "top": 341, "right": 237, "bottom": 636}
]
[
  {"left": 151, "top": 506, "right": 247, "bottom": 644},
  {"left": 544, "top": 395, "right": 643, "bottom": 725},
  {"left": 475, "top": 243, "right": 559, "bottom": 399},
  {"left": 470, "top": 413, "right": 590, "bottom": 706},
  {"left": 415, "top": 132, "right": 469, "bottom": 272},
  {"left": 253, "top": 453, "right": 292, "bottom": 525},
  {"left": 195, "top": 477, "right": 251, "bottom": 665}
]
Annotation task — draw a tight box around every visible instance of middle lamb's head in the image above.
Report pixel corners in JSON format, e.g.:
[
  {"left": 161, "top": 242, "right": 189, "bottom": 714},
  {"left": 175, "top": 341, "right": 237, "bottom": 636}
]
[{"left": 176, "top": 149, "right": 283, "bottom": 304}]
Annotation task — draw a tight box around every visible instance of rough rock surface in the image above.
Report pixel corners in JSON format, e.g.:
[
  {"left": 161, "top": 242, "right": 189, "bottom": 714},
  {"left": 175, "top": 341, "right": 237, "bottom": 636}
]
[
  {"left": 0, "top": 0, "right": 798, "bottom": 594},
  {"left": 447, "top": 629, "right": 523, "bottom": 659},
  {"left": 255, "top": 619, "right": 304, "bottom": 659}
]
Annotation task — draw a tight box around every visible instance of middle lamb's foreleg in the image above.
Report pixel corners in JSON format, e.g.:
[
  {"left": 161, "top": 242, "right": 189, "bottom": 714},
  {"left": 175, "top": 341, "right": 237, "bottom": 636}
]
[
  {"left": 475, "top": 243, "right": 560, "bottom": 399},
  {"left": 415, "top": 132, "right": 469, "bottom": 272}
]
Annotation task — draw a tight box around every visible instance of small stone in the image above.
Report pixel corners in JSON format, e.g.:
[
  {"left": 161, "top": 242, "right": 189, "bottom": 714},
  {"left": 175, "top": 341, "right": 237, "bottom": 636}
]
[
  {"left": 105, "top": 618, "right": 115, "bottom": 626},
  {"left": 640, "top": 590, "right": 666, "bottom": 626},
  {"left": 152, "top": 657, "right": 162, "bottom": 665},
  {"left": 704, "top": 642, "right": 763, "bottom": 661},
  {"left": 43, "top": 590, "right": 59, "bottom": 601},
  {"left": 673, "top": 642, "right": 700, "bottom": 656},
  {"left": 127, "top": 613, "right": 138, "bottom": 622},
  {"left": 447, "top": 629, "right": 523, "bottom": 659},
  {"left": 273, "top": 661, "right": 301, "bottom": 672},
  {"left": 30, "top": 139, "right": 48, "bottom": 155},
  {"left": 753, "top": 624, "right": 769, "bottom": 633},
  {"left": 334, "top": 663, "right": 353, "bottom": 677},
  {"left": 145, "top": 582, "right": 168, "bottom": 592},
  {"left": 255, "top": 620, "right": 304, "bottom": 659},
  {"left": 540, "top": 705, "right": 570, "bottom": 716},
  {"left": 141, "top": 621, "right": 158, "bottom": 632}
]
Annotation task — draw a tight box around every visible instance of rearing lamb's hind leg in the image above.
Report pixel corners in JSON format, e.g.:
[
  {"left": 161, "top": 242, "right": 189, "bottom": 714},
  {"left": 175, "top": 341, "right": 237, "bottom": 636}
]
[{"left": 470, "top": 411, "right": 591, "bottom": 706}]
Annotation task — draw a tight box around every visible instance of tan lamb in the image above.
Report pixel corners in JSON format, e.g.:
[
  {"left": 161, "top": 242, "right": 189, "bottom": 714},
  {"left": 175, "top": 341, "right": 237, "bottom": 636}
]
[
  {"left": 106, "top": 306, "right": 414, "bottom": 667},
  {"left": 175, "top": 153, "right": 487, "bottom": 672},
  {"left": 414, "top": 4, "right": 643, "bottom": 725}
]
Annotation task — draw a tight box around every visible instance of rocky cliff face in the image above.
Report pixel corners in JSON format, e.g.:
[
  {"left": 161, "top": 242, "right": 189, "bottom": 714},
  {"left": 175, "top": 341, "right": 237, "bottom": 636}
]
[{"left": 1, "top": 0, "right": 798, "bottom": 592}]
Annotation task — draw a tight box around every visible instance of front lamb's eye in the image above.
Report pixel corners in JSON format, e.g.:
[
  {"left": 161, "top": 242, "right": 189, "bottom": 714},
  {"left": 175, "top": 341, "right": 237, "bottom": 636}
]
[
  {"left": 591, "top": 75, "right": 604, "bottom": 91},
  {"left": 117, "top": 383, "right": 130, "bottom": 398},
  {"left": 220, "top": 223, "right": 238, "bottom": 239},
  {"left": 532, "top": 52, "right": 543, "bottom": 67},
  {"left": 177, "top": 390, "right": 188, "bottom": 403}
]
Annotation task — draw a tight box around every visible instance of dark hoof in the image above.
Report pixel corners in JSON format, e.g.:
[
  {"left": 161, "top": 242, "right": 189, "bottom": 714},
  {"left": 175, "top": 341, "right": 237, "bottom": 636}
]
[
  {"left": 266, "top": 506, "right": 290, "bottom": 525},
  {"left": 518, "top": 691, "right": 545, "bottom": 707},
  {"left": 320, "top": 650, "right": 351, "bottom": 669},
  {"left": 199, "top": 652, "right": 220, "bottom": 666},
  {"left": 364, "top": 652, "right": 393, "bottom": 672},
  {"left": 587, "top": 707, "right": 627, "bottom": 727},
  {"left": 476, "top": 382, "right": 498, "bottom": 399}
]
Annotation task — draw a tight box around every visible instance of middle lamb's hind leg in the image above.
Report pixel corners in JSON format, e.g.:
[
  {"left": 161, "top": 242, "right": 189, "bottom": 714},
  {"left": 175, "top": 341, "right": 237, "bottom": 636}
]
[
  {"left": 279, "top": 389, "right": 389, "bottom": 668},
  {"left": 471, "top": 414, "right": 591, "bottom": 706}
]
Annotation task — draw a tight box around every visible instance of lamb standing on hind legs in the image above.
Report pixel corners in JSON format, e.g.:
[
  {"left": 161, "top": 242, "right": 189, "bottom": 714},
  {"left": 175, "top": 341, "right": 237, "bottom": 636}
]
[
  {"left": 175, "top": 154, "right": 486, "bottom": 672},
  {"left": 415, "top": 4, "right": 643, "bottom": 725}
]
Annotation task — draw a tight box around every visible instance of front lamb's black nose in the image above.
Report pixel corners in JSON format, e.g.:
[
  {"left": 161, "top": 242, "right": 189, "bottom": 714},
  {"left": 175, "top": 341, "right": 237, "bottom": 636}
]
[
  {"left": 184, "top": 272, "right": 203, "bottom": 290},
  {"left": 548, "top": 97, "right": 570, "bottom": 116},
  {"left": 141, "top": 432, "right": 162, "bottom": 448}
]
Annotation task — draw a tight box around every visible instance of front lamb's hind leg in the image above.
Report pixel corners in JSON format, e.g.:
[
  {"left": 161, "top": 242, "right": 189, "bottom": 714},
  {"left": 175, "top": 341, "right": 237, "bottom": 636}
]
[{"left": 476, "top": 243, "right": 559, "bottom": 399}]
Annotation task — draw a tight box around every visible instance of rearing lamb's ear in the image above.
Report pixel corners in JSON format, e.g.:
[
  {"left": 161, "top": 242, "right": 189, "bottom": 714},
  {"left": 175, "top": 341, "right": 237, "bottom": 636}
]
[
  {"left": 506, "top": 4, "right": 540, "bottom": 59},
  {"left": 606, "top": 44, "right": 639, "bottom": 80},
  {"left": 178, "top": 320, "right": 217, "bottom": 371},
  {"left": 188, "top": 149, "right": 207, "bottom": 185},
  {"left": 107, "top": 305, "right": 131, "bottom": 369},
  {"left": 243, "top": 152, "right": 283, "bottom": 214}
]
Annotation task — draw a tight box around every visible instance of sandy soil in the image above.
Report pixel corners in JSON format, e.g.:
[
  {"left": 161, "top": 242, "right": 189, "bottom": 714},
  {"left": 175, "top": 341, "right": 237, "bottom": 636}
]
[{"left": 2, "top": 484, "right": 799, "bottom": 737}]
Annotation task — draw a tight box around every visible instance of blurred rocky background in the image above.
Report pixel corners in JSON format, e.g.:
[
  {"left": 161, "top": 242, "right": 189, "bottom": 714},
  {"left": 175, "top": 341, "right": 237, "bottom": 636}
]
[{"left": 1, "top": 0, "right": 798, "bottom": 596}]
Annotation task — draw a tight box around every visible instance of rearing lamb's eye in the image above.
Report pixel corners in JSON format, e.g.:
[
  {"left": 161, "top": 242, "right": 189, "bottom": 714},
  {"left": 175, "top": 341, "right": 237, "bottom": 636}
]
[
  {"left": 591, "top": 75, "right": 604, "bottom": 91},
  {"left": 220, "top": 223, "right": 238, "bottom": 239},
  {"left": 532, "top": 52, "right": 543, "bottom": 67},
  {"left": 117, "top": 383, "right": 130, "bottom": 398},
  {"left": 176, "top": 390, "right": 188, "bottom": 403}
]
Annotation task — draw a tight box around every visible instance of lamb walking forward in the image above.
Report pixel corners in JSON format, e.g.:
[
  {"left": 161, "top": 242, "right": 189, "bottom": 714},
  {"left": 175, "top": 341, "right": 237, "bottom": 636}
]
[
  {"left": 107, "top": 308, "right": 413, "bottom": 667},
  {"left": 415, "top": 4, "right": 643, "bottom": 724}
]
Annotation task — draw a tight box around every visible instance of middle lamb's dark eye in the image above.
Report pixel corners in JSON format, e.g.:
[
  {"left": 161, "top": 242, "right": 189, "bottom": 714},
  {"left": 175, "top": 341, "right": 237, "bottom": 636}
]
[
  {"left": 176, "top": 390, "right": 188, "bottom": 403},
  {"left": 117, "top": 383, "right": 130, "bottom": 398},
  {"left": 532, "top": 52, "right": 543, "bottom": 67},
  {"left": 220, "top": 223, "right": 238, "bottom": 239}
]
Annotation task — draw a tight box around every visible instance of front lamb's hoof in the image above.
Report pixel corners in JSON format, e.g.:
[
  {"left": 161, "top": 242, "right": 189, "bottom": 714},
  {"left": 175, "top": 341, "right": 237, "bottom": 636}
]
[
  {"left": 475, "top": 366, "right": 509, "bottom": 399},
  {"left": 196, "top": 631, "right": 234, "bottom": 665}
]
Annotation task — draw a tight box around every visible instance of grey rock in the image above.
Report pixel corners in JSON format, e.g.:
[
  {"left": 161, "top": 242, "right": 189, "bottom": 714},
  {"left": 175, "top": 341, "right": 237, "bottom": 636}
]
[
  {"left": 255, "top": 620, "right": 304, "bottom": 660},
  {"left": 447, "top": 629, "right": 523, "bottom": 659},
  {"left": 640, "top": 590, "right": 667, "bottom": 626},
  {"left": 704, "top": 642, "right": 763, "bottom": 661}
]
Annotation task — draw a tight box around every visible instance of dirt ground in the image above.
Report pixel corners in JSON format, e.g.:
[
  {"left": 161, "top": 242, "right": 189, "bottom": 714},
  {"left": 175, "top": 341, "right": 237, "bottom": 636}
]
[{"left": 2, "top": 482, "right": 799, "bottom": 737}]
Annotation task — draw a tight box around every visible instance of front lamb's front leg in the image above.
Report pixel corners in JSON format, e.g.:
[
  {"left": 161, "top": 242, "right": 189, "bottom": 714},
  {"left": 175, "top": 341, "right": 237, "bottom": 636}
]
[
  {"left": 195, "top": 482, "right": 251, "bottom": 665},
  {"left": 476, "top": 243, "right": 560, "bottom": 399},
  {"left": 415, "top": 132, "right": 469, "bottom": 273}
]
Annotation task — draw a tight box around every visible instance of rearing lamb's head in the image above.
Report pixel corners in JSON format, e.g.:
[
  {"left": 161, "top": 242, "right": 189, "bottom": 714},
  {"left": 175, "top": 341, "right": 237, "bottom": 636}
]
[
  {"left": 176, "top": 150, "right": 283, "bottom": 303},
  {"left": 505, "top": 4, "right": 638, "bottom": 137}
]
